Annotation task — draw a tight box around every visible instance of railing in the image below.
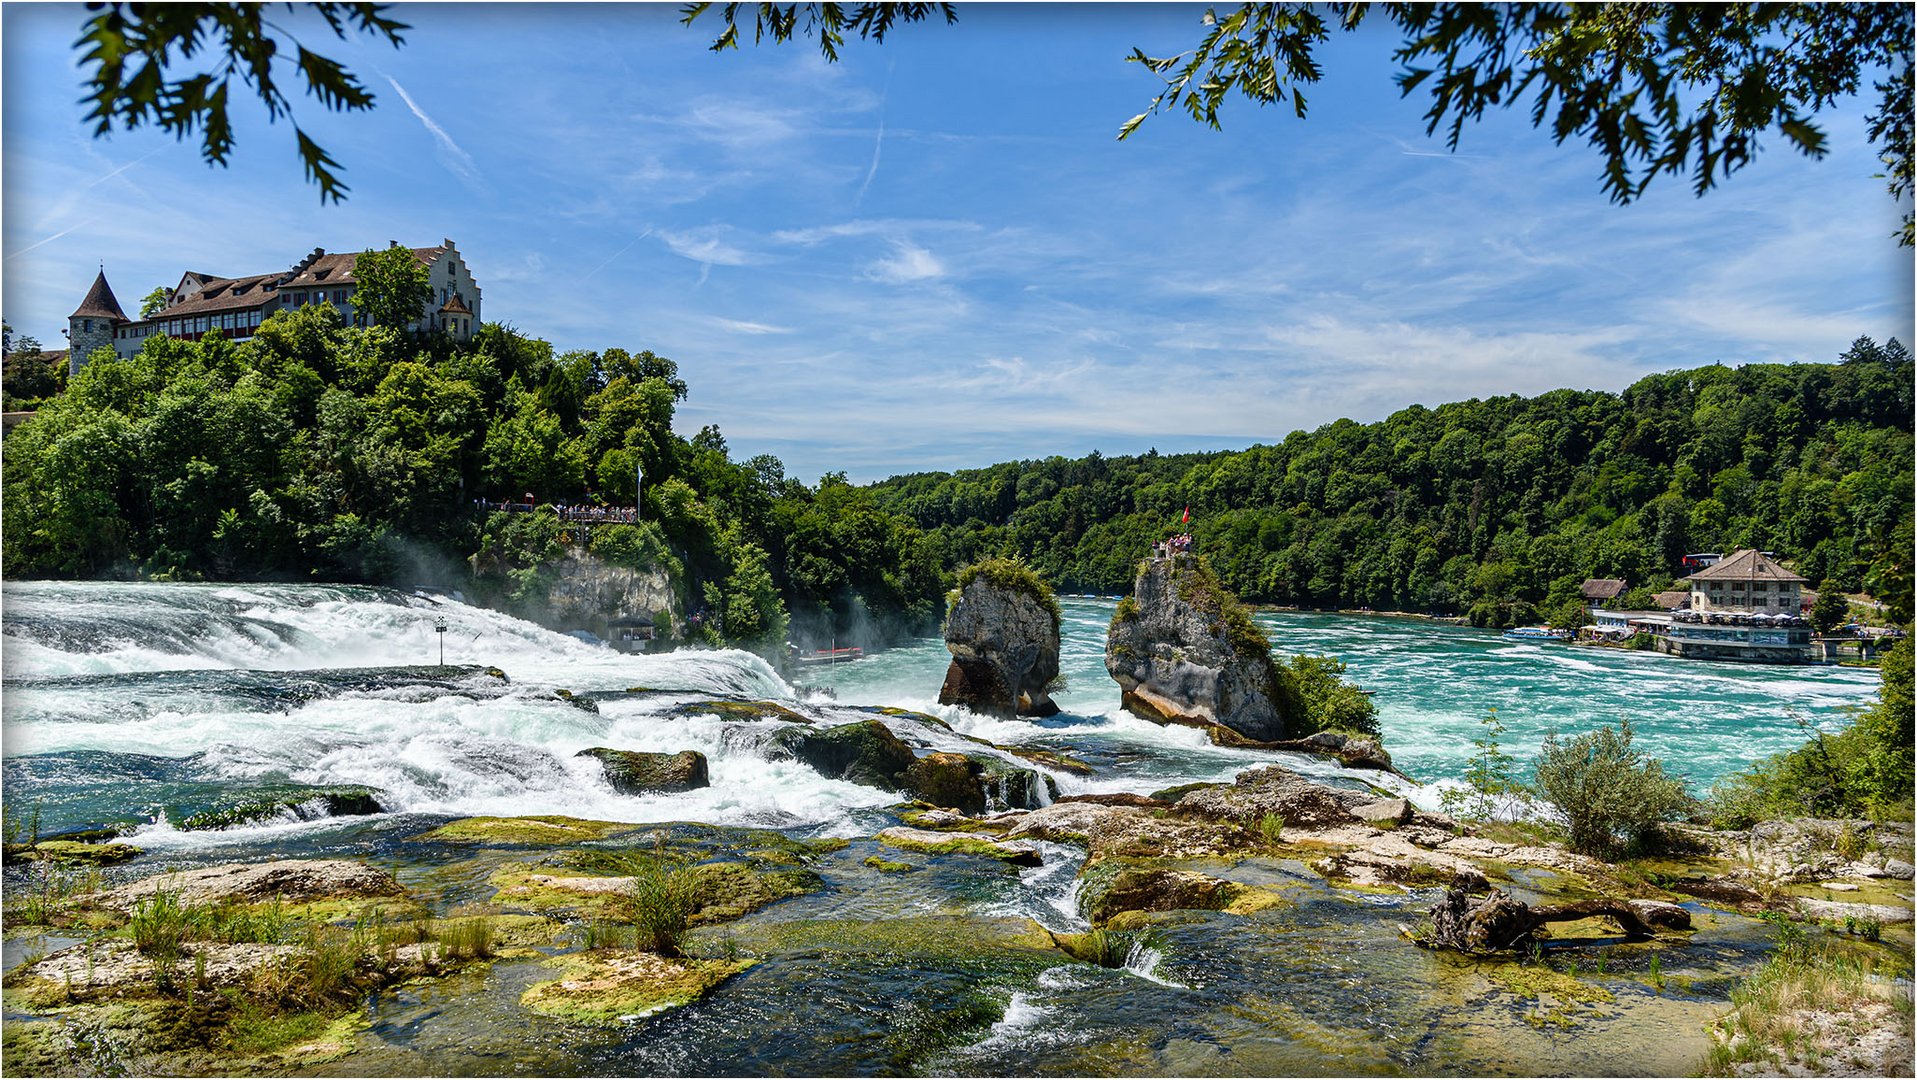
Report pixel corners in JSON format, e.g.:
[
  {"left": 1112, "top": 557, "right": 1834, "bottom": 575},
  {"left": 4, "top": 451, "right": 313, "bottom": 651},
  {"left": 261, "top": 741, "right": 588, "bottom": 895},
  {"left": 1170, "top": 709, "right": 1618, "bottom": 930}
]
[{"left": 472, "top": 499, "right": 639, "bottom": 524}]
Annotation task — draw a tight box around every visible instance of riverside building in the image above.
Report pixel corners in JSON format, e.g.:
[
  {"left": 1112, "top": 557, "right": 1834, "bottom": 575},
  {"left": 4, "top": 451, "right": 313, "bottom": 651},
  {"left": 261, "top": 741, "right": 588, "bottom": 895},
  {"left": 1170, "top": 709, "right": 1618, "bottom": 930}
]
[
  {"left": 1584, "top": 550, "right": 1815, "bottom": 663},
  {"left": 65, "top": 239, "right": 481, "bottom": 375}
]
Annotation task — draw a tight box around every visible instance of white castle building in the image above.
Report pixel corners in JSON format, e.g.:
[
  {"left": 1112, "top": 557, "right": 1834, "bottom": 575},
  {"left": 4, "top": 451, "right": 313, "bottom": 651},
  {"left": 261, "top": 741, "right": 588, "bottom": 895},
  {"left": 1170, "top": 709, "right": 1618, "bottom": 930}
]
[{"left": 67, "top": 239, "right": 481, "bottom": 374}]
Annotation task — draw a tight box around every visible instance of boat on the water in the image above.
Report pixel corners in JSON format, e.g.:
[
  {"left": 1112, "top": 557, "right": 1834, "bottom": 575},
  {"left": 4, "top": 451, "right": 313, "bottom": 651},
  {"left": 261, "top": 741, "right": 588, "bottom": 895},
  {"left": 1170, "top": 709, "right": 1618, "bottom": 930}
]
[
  {"left": 793, "top": 645, "right": 864, "bottom": 665},
  {"left": 1503, "top": 626, "right": 1567, "bottom": 641}
]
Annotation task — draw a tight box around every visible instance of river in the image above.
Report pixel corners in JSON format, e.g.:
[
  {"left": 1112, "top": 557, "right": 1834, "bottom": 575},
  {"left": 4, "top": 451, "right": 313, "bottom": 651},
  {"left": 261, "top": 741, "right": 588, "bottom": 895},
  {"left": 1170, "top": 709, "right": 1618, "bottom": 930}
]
[{"left": 0, "top": 581, "right": 1887, "bottom": 1075}]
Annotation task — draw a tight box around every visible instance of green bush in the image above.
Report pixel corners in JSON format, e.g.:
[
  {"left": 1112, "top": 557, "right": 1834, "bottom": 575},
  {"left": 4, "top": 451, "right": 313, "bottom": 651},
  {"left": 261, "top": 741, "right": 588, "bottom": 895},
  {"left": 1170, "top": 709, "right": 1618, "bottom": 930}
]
[
  {"left": 1280, "top": 653, "right": 1381, "bottom": 738},
  {"left": 1534, "top": 720, "right": 1692, "bottom": 859},
  {"left": 623, "top": 857, "right": 695, "bottom": 957},
  {"left": 951, "top": 556, "right": 1061, "bottom": 632},
  {"left": 1708, "top": 638, "right": 1913, "bottom": 825}
]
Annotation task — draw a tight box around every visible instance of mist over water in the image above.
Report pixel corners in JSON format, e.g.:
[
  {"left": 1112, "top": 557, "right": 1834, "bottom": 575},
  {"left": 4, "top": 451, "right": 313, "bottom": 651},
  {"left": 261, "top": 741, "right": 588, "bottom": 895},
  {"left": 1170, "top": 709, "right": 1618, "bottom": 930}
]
[{"left": 1, "top": 584, "right": 1880, "bottom": 850}]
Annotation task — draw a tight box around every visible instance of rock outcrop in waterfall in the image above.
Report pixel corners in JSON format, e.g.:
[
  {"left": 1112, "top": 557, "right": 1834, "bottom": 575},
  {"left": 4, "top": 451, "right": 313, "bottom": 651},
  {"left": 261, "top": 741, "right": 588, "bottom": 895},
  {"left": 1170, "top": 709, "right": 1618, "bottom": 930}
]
[
  {"left": 1104, "top": 553, "right": 1293, "bottom": 742},
  {"left": 938, "top": 559, "right": 1063, "bottom": 718}
]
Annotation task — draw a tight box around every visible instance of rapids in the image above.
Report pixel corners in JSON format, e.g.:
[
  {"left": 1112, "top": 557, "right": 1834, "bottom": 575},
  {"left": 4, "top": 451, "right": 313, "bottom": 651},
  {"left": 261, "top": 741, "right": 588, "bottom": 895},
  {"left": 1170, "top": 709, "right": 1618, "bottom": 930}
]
[
  {"left": 0, "top": 582, "right": 1880, "bottom": 845},
  {"left": 1, "top": 581, "right": 1899, "bottom": 1077}
]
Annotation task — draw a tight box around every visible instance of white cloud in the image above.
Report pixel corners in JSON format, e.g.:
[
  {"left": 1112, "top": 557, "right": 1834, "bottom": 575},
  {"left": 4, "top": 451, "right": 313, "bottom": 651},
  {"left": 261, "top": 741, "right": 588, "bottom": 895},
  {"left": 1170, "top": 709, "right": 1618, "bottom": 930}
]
[
  {"left": 657, "top": 227, "right": 757, "bottom": 267},
  {"left": 710, "top": 317, "right": 793, "bottom": 335},
  {"left": 866, "top": 240, "right": 943, "bottom": 283}
]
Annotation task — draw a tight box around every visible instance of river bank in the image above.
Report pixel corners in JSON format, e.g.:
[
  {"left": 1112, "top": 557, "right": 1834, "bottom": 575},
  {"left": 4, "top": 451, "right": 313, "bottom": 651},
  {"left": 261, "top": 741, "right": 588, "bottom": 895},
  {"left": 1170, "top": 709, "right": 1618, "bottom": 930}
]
[
  {"left": 2, "top": 581, "right": 1907, "bottom": 1075},
  {"left": 5, "top": 767, "right": 1911, "bottom": 1076}
]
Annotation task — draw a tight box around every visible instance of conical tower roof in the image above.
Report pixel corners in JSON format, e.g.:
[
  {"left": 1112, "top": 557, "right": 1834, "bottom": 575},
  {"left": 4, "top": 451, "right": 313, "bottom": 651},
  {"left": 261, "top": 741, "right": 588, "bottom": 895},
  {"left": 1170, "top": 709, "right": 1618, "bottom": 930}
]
[{"left": 69, "top": 270, "right": 129, "bottom": 322}]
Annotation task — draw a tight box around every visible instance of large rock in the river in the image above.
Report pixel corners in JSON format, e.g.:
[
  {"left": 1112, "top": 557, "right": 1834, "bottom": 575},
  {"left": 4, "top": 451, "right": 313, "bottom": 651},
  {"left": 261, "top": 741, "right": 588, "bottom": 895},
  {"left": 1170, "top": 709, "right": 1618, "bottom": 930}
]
[
  {"left": 902, "top": 751, "right": 1059, "bottom": 814},
  {"left": 1105, "top": 554, "right": 1292, "bottom": 742},
  {"left": 939, "top": 559, "right": 1063, "bottom": 718},
  {"left": 768, "top": 720, "right": 919, "bottom": 789},
  {"left": 578, "top": 748, "right": 710, "bottom": 794}
]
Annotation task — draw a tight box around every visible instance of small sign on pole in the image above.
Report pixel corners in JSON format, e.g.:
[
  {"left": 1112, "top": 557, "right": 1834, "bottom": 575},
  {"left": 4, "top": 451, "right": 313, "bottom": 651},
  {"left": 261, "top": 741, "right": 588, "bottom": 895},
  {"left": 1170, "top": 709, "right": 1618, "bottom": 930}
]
[{"left": 435, "top": 616, "right": 448, "bottom": 666}]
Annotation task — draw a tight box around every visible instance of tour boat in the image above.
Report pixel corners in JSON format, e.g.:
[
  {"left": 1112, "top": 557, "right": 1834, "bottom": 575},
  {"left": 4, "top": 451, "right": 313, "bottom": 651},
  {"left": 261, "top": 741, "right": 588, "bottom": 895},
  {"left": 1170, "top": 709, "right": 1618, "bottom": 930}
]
[{"left": 1503, "top": 626, "right": 1566, "bottom": 641}]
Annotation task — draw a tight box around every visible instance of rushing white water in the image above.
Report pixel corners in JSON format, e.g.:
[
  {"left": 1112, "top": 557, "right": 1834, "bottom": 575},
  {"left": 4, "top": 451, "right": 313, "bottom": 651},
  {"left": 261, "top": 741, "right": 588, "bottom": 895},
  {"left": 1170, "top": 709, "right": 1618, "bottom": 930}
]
[
  {"left": 3, "top": 582, "right": 1878, "bottom": 851},
  {"left": 8, "top": 582, "right": 1361, "bottom": 848}
]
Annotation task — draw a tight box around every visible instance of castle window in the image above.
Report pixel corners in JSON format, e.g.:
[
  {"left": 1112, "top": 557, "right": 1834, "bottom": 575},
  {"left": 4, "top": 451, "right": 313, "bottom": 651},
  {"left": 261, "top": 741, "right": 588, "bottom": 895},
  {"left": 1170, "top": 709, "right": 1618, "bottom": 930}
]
[{"left": 83, "top": 319, "right": 92, "bottom": 332}]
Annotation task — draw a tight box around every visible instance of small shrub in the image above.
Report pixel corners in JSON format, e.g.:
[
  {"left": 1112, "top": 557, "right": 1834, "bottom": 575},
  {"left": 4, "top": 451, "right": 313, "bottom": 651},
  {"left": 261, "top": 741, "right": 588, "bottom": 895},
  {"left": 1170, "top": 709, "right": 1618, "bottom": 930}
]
[
  {"left": 129, "top": 891, "right": 190, "bottom": 977},
  {"left": 1440, "top": 708, "right": 1525, "bottom": 821},
  {"left": 440, "top": 916, "right": 496, "bottom": 960},
  {"left": 1533, "top": 720, "right": 1692, "bottom": 859},
  {"left": 1258, "top": 813, "right": 1285, "bottom": 847},
  {"left": 624, "top": 857, "right": 695, "bottom": 957}
]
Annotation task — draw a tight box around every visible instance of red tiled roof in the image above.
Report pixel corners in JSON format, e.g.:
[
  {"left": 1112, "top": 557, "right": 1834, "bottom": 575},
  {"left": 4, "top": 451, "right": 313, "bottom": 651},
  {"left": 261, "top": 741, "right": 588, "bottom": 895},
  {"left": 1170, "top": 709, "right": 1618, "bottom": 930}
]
[
  {"left": 1683, "top": 549, "right": 1807, "bottom": 584},
  {"left": 70, "top": 271, "right": 129, "bottom": 321},
  {"left": 152, "top": 273, "right": 283, "bottom": 318},
  {"left": 281, "top": 246, "right": 445, "bottom": 290},
  {"left": 440, "top": 293, "right": 472, "bottom": 315}
]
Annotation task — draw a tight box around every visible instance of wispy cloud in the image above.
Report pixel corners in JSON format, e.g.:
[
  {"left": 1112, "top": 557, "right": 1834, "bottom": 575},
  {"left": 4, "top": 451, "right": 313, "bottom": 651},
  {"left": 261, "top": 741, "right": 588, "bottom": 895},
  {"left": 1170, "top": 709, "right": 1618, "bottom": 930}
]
[
  {"left": 711, "top": 317, "right": 794, "bottom": 335},
  {"left": 384, "top": 75, "right": 484, "bottom": 191},
  {"left": 866, "top": 240, "right": 944, "bottom": 283},
  {"left": 657, "top": 227, "right": 758, "bottom": 267}
]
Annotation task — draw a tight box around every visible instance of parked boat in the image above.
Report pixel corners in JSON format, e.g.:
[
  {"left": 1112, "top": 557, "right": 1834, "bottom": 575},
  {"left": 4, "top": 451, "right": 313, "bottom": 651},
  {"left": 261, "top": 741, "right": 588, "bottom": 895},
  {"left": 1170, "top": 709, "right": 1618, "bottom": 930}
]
[
  {"left": 792, "top": 646, "right": 864, "bottom": 665},
  {"left": 1503, "top": 626, "right": 1567, "bottom": 642}
]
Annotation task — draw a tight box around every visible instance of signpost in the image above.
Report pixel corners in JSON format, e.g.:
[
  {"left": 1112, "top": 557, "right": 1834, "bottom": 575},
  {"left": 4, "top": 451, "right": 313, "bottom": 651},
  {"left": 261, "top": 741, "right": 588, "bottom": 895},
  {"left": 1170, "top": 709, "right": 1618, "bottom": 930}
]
[{"left": 435, "top": 616, "right": 447, "bottom": 666}]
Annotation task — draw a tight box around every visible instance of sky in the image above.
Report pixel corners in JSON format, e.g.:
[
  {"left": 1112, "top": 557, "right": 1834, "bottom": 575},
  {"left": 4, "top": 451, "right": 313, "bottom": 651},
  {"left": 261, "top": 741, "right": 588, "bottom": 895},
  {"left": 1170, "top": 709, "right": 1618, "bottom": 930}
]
[{"left": 4, "top": 2, "right": 1913, "bottom": 485}]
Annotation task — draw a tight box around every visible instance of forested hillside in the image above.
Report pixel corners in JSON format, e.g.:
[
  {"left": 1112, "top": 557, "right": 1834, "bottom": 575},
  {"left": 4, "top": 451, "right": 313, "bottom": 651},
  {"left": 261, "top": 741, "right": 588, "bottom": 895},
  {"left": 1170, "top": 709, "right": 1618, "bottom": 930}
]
[
  {"left": 0, "top": 307, "right": 943, "bottom": 650},
  {"left": 868, "top": 341, "right": 1915, "bottom": 628}
]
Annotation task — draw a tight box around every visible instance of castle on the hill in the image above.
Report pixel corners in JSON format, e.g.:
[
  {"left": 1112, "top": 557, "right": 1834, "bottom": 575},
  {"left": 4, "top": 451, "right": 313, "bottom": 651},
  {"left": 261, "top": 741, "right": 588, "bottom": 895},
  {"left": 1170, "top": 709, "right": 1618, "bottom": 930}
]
[{"left": 66, "top": 239, "right": 481, "bottom": 375}]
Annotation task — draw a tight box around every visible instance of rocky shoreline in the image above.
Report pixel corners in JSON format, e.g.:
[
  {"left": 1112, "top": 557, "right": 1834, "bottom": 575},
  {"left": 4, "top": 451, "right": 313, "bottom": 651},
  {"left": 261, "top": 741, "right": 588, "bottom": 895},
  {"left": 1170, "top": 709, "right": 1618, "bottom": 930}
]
[{"left": 5, "top": 760, "right": 1911, "bottom": 1076}]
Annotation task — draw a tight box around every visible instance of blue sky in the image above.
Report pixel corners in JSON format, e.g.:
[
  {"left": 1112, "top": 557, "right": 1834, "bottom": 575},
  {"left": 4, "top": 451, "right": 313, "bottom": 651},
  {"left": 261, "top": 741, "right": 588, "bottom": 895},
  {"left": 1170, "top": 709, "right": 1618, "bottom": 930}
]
[{"left": 4, "top": 3, "right": 1912, "bottom": 484}]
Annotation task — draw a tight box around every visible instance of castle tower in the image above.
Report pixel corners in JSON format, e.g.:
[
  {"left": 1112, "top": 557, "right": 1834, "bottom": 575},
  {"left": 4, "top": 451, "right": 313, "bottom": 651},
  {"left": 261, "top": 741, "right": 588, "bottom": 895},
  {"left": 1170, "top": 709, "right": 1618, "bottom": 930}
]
[{"left": 68, "top": 269, "right": 129, "bottom": 375}]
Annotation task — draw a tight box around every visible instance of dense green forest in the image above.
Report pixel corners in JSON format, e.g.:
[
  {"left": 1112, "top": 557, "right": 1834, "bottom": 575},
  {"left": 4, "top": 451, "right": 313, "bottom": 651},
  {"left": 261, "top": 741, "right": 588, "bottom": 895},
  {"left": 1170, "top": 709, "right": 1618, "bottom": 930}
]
[
  {"left": 0, "top": 307, "right": 943, "bottom": 651},
  {"left": 867, "top": 340, "right": 1915, "bottom": 629}
]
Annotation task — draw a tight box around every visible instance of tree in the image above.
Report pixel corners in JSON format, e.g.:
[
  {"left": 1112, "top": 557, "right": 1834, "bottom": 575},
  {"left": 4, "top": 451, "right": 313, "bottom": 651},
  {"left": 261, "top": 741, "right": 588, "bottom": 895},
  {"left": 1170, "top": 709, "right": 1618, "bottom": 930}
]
[
  {"left": 140, "top": 287, "right": 171, "bottom": 317},
  {"left": 351, "top": 246, "right": 431, "bottom": 330},
  {"left": 687, "top": 3, "right": 1915, "bottom": 244},
  {"left": 76, "top": 2, "right": 408, "bottom": 203},
  {"left": 1, "top": 334, "right": 65, "bottom": 405},
  {"left": 1810, "top": 580, "right": 1852, "bottom": 635}
]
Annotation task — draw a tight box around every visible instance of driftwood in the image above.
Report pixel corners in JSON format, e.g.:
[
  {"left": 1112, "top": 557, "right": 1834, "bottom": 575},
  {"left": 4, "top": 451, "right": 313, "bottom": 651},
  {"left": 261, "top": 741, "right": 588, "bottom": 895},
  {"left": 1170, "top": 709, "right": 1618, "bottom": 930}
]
[{"left": 1426, "top": 884, "right": 1691, "bottom": 953}]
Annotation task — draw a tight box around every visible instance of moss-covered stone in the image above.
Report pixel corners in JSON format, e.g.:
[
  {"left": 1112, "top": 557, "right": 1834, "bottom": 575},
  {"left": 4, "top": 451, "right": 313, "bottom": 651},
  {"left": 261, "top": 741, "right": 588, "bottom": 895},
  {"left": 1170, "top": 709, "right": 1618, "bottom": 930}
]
[
  {"left": 7, "top": 839, "right": 143, "bottom": 865},
  {"left": 409, "top": 815, "right": 645, "bottom": 846},
  {"left": 863, "top": 856, "right": 918, "bottom": 873},
  {"left": 576, "top": 748, "right": 709, "bottom": 794},
  {"left": 767, "top": 719, "right": 918, "bottom": 789},
  {"left": 486, "top": 859, "right": 819, "bottom": 923},
  {"left": 1076, "top": 858, "right": 1248, "bottom": 926},
  {"left": 669, "top": 699, "right": 813, "bottom": 725},
  {"left": 876, "top": 827, "right": 1042, "bottom": 867},
  {"left": 520, "top": 951, "right": 754, "bottom": 1025},
  {"left": 176, "top": 785, "right": 384, "bottom": 831}
]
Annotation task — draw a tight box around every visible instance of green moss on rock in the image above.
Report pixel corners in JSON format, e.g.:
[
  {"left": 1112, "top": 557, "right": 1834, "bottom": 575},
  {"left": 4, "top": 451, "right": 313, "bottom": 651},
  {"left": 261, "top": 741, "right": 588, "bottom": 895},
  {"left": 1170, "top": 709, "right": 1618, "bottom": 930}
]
[
  {"left": 411, "top": 816, "right": 645, "bottom": 846},
  {"left": 520, "top": 951, "right": 755, "bottom": 1025}
]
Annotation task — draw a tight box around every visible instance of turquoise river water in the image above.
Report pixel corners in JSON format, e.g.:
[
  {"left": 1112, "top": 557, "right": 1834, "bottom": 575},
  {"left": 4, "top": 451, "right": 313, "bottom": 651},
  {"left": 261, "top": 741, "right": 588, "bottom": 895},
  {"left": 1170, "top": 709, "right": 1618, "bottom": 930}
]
[{"left": 0, "top": 582, "right": 1891, "bottom": 1076}]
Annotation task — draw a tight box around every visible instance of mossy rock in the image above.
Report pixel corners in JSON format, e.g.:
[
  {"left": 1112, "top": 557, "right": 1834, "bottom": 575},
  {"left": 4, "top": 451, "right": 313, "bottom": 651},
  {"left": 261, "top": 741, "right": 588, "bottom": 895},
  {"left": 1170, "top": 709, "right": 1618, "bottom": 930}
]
[
  {"left": 1149, "top": 782, "right": 1218, "bottom": 803},
  {"left": 767, "top": 719, "right": 917, "bottom": 789},
  {"left": 1076, "top": 858, "right": 1249, "bottom": 926},
  {"left": 520, "top": 951, "right": 755, "bottom": 1025},
  {"left": 7, "top": 839, "right": 143, "bottom": 865},
  {"left": 876, "top": 827, "right": 1041, "bottom": 867},
  {"left": 852, "top": 704, "right": 953, "bottom": 730},
  {"left": 669, "top": 699, "right": 813, "bottom": 725},
  {"left": 487, "top": 859, "right": 818, "bottom": 924},
  {"left": 176, "top": 785, "right": 385, "bottom": 831},
  {"left": 863, "top": 856, "right": 918, "bottom": 873},
  {"left": 1005, "top": 746, "right": 1096, "bottom": 776},
  {"left": 410, "top": 815, "right": 645, "bottom": 846},
  {"left": 576, "top": 748, "right": 709, "bottom": 794}
]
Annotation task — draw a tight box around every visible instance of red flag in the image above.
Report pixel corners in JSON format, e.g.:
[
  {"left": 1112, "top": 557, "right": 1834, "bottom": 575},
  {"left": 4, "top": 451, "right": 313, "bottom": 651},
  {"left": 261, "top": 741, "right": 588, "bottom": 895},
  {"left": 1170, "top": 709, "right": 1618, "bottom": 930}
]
[{"left": 1180, "top": 505, "right": 1190, "bottom": 524}]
